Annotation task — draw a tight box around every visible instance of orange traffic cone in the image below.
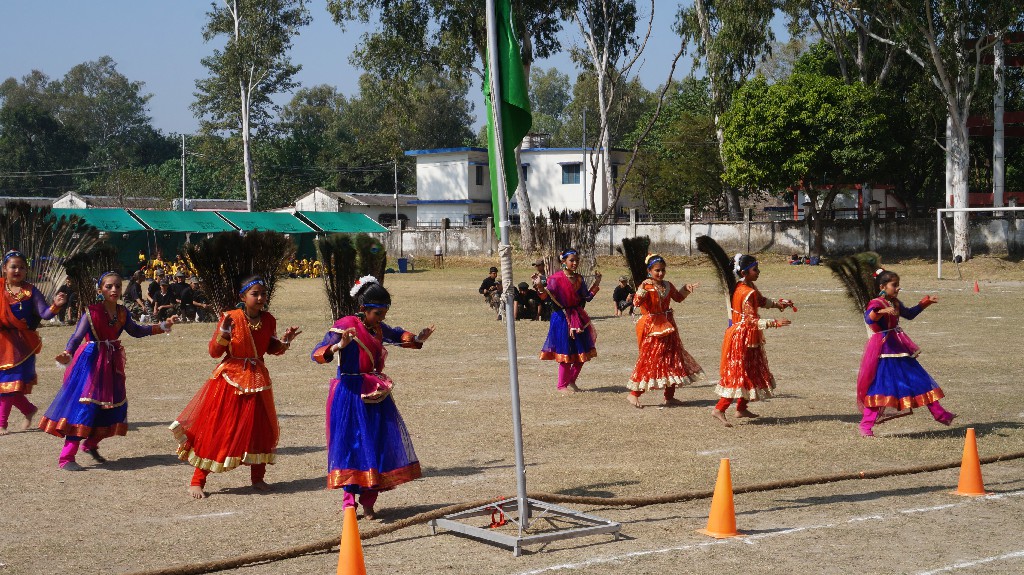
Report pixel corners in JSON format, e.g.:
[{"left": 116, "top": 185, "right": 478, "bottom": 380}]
[
  {"left": 973, "top": 280, "right": 980, "bottom": 293},
  {"left": 337, "top": 506, "right": 367, "bottom": 575},
  {"left": 698, "top": 458, "right": 741, "bottom": 538},
  {"left": 954, "top": 428, "right": 991, "bottom": 497}
]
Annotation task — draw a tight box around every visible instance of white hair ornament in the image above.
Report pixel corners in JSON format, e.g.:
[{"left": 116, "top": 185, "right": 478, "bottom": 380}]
[
  {"left": 733, "top": 253, "right": 744, "bottom": 274},
  {"left": 350, "top": 275, "right": 380, "bottom": 298}
]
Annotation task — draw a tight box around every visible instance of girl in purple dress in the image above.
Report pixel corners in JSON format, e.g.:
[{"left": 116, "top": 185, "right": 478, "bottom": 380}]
[
  {"left": 857, "top": 269, "right": 955, "bottom": 437},
  {"left": 537, "top": 248, "right": 602, "bottom": 395},
  {"left": 39, "top": 271, "right": 177, "bottom": 470},
  {"left": 1, "top": 250, "right": 67, "bottom": 434},
  {"left": 311, "top": 276, "right": 434, "bottom": 518}
]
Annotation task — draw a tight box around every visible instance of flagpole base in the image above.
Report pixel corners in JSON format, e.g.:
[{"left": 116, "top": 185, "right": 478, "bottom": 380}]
[{"left": 429, "top": 497, "right": 621, "bottom": 557}]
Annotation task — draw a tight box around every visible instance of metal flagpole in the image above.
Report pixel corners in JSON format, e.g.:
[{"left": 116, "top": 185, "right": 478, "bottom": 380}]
[
  {"left": 482, "top": 0, "right": 530, "bottom": 532},
  {"left": 429, "top": 0, "right": 620, "bottom": 556}
]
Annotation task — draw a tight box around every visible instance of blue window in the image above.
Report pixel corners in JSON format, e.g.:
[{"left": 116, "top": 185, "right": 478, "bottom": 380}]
[{"left": 561, "top": 163, "right": 581, "bottom": 184}]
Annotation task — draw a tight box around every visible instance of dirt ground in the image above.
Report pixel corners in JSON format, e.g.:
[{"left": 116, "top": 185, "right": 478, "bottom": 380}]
[{"left": 2, "top": 254, "right": 1023, "bottom": 575}]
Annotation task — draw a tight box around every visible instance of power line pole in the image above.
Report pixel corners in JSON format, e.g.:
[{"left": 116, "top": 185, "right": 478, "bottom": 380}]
[{"left": 181, "top": 134, "right": 187, "bottom": 211}]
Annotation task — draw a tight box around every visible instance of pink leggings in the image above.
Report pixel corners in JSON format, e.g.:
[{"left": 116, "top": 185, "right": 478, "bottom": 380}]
[
  {"left": 860, "top": 402, "right": 954, "bottom": 435},
  {"left": 343, "top": 489, "right": 379, "bottom": 510},
  {"left": 557, "top": 362, "right": 584, "bottom": 390},
  {"left": 0, "top": 393, "right": 37, "bottom": 428},
  {"left": 58, "top": 436, "right": 103, "bottom": 468}
]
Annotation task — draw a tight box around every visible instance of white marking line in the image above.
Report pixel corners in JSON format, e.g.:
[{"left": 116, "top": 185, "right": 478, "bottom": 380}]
[
  {"left": 175, "top": 511, "right": 238, "bottom": 520},
  {"left": 985, "top": 317, "right": 1003, "bottom": 320},
  {"left": 915, "top": 550, "right": 1024, "bottom": 575},
  {"left": 696, "top": 449, "right": 729, "bottom": 456},
  {"left": 512, "top": 490, "right": 1024, "bottom": 575}
]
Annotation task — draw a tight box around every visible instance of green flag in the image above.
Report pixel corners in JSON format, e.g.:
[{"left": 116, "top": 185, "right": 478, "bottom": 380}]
[{"left": 485, "top": 0, "right": 532, "bottom": 236}]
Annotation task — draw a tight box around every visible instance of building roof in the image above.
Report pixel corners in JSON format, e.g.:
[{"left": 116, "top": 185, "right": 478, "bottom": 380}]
[
  {"left": 217, "top": 211, "right": 315, "bottom": 234},
  {"left": 296, "top": 211, "right": 389, "bottom": 233},
  {"left": 187, "top": 198, "right": 248, "bottom": 211},
  {"left": 130, "top": 210, "right": 236, "bottom": 233},
  {"left": 0, "top": 196, "right": 54, "bottom": 208},
  {"left": 50, "top": 208, "right": 148, "bottom": 233},
  {"left": 302, "top": 187, "right": 413, "bottom": 208},
  {"left": 56, "top": 191, "right": 168, "bottom": 209},
  {"left": 404, "top": 147, "right": 488, "bottom": 156}
]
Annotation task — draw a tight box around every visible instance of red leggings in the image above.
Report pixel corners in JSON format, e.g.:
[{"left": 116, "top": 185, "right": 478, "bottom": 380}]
[
  {"left": 190, "top": 464, "right": 266, "bottom": 488},
  {"left": 630, "top": 387, "right": 675, "bottom": 400},
  {"left": 715, "top": 397, "right": 749, "bottom": 412}
]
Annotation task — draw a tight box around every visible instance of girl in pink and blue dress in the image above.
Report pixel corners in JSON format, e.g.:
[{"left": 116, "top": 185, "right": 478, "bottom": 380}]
[
  {"left": 1, "top": 250, "right": 67, "bottom": 435},
  {"left": 311, "top": 276, "right": 434, "bottom": 519},
  {"left": 857, "top": 268, "right": 955, "bottom": 437},
  {"left": 537, "top": 248, "right": 602, "bottom": 395},
  {"left": 38, "top": 271, "right": 177, "bottom": 470}
]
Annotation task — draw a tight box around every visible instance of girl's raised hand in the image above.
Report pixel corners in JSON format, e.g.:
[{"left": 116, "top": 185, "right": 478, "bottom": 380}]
[
  {"left": 684, "top": 282, "right": 699, "bottom": 294},
  {"left": 53, "top": 292, "right": 68, "bottom": 307},
  {"left": 919, "top": 295, "right": 938, "bottom": 307},
  {"left": 221, "top": 314, "right": 234, "bottom": 332},
  {"left": 55, "top": 350, "right": 71, "bottom": 365},
  {"left": 417, "top": 325, "right": 436, "bottom": 342},
  {"left": 283, "top": 326, "right": 302, "bottom": 343},
  {"left": 776, "top": 318, "right": 792, "bottom": 327}
]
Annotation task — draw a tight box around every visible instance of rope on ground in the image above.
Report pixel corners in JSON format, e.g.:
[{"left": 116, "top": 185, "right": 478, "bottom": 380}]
[{"left": 126, "top": 450, "right": 1024, "bottom": 575}]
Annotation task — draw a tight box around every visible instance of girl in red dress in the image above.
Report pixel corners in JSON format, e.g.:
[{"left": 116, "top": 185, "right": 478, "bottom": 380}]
[
  {"left": 626, "top": 254, "right": 704, "bottom": 408},
  {"left": 171, "top": 275, "right": 301, "bottom": 499},
  {"left": 712, "top": 254, "right": 795, "bottom": 427}
]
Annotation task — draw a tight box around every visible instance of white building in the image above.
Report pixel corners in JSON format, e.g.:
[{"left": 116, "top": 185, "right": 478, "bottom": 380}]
[
  {"left": 291, "top": 187, "right": 416, "bottom": 226},
  {"left": 52, "top": 191, "right": 167, "bottom": 210},
  {"left": 404, "top": 145, "right": 641, "bottom": 226}
]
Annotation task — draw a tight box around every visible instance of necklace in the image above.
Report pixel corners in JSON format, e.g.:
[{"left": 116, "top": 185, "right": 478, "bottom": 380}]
[
  {"left": 5, "top": 282, "right": 26, "bottom": 302},
  {"left": 104, "top": 305, "right": 118, "bottom": 327},
  {"left": 245, "top": 311, "right": 262, "bottom": 331}
]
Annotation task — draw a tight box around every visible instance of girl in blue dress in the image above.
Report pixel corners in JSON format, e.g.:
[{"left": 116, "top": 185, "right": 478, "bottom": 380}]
[
  {"left": 857, "top": 269, "right": 955, "bottom": 436},
  {"left": 311, "top": 276, "right": 434, "bottom": 518},
  {"left": 537, "top": 248, "right": 602, "bottom": 395}
]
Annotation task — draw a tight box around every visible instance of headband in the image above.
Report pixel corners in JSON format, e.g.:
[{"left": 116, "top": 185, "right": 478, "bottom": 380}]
[
  {"left": 733, "top": 253, "right": 758, "bottom": 274},
  {"left": 645, "top": 254, "right": 664, "bottom": 269},
  {"left": 743, "top": 260, "right": 758, "bottom": 272},
  {"left": 3, "top": 250, "right": 25, "bottom": 265},
  {"left": 560, "top": 249, "right": 577, "bottom": 260},
  {"left": 96, "top": 271, "right": 119, "bottom": 287},
  {"left": 362, "top": 303, "right": 390, "bottom": 309},
  {"left": 239, "top": 278, "right": 266, "bottom": 295},
  {"left": 350, "top": 275, "right": 380, "bottom": 298}
]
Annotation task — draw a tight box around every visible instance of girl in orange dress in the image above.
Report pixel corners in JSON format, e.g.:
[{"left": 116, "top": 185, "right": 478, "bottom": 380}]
[
  {"left": 712, "top": 254, "right": 795, "bottom": 427},
  {"left": 171, "top": 275, "right": 301, "bottom": 499},
  {"left": 1, "top": 250, "right": 66, "bottom": 435},
  {"left": 627, "top": 254, "right": 704, "bottom": 408}
]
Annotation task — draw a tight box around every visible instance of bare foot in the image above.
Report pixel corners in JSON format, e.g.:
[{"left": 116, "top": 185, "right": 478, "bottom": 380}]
[
  {"left": 559, "top": 388, "right": 577, "bottom": 396},
  {"left": 568, "top": 383, "right": 582, "bottom": 393},
  {"left": 188, "top": 486, "right": 207, "bottom": 499},
  {"left": 627, "top": 395, "right": 644, "bottom": 409},
  {"left": 736, "top": 409, "right": 760, "bottom": 418},
  {"left": 61, "top": 461, "right": 85, "bottom": 471},
  {"left": 22, "top": 408, "right": 38, "bottom": 430},
  {"left": 711, "top": 409, "right": 733, "bottom": 427},
  {"left": 0, "top": 427, "right": 8, "bottom": 436},
  {"left": 252, "top": 481, "right": 272, "bottom": 492},
  {"left": 363, "top": 507, "right": 377, "bottom": 520},
  {"left": 661, "top": 398, "right": 685, "bottom": 407}
]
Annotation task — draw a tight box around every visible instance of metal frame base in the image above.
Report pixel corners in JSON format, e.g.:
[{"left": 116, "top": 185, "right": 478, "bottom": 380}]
[{"left": 429, "top": 497, "right": 621, "bottom": 557}]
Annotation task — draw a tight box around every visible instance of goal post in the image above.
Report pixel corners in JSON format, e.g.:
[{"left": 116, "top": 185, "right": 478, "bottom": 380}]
[{"left": 936, "top": 206, "right": 1024, "bottom": 278}]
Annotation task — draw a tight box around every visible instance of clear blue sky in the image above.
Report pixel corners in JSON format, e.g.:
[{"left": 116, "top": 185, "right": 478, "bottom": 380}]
[{"left": 0, "top": 1, "right": 692, "bottom": 135}]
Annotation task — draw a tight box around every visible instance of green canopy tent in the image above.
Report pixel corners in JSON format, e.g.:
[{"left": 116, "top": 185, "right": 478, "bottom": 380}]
[
  {"left": 295, "top": 211, "right": 388, "bottom": 234},
  {"left": 215, "top": 211, "right": 318, "bottom": 259},
  {"left": 128, "top": 210, "right": 237, "bottom": 264},
  {"left": 51, "top": 208, "right": 149, "bottom": 273}
]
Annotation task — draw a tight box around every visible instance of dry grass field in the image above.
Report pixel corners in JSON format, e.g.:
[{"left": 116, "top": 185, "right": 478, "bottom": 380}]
[{"left": 2, "top": 254, "right": 1023, "bottom": 574}]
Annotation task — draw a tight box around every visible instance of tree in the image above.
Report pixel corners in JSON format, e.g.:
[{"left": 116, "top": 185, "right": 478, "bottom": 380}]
[
  {"left": 529, "top": 66, "right": 572, "bottom": 140},
  {"left": 676, "top": 0, "right": 777, "bottom": 219},
  {"left": 722, "top": 73, "right": 902, "bottom": 255},
  {"left": 56, "top": 56, "right": 157, "bottom": 167},
  {"left": 0, "top": 102, "right": 88, "bottom": 195},
  {"left": 825, "top": 0, "right": 1024, "bottom": 259},
  {"left": 192, "top": 0, "right": 311, "bottom": 212},
  {"left": 328, "top": 0, "right": 576, "bottom": 250},
  {"left": 623, "top": 78, "right": 724, "bottom": 213},
  {"left": 570, "top": 0, "right": 650, "bottom": 218}
]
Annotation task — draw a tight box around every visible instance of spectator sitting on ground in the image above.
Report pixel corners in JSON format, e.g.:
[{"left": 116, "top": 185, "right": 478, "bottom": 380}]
[
  {"left": 789, "top": 254, "right": 803, "bottom": 265},
  {"left": 612, "top": 276, "right": 634, "bottom": 316},
  {"left": 189, "top": 277, "right": 216, "bottom": 322},
  {"left": 124, "top": 271, "right": 149, "bottom": 322},
  {"left": 530, "top": 259, "right": 552, "bottom": 321},
  {"left": 513, "top": 282, "right": 542, "bottom": 321},
  {"left": 146, "top": 268, "right": 165, "bottom": 311},
  {"left": 152, "top": 277, "right": 177, "bottom": 322},
  {"left": 479, "top": 266, "right": 503, "bottom": 319},
  {"left": 56, "top": 276, "right": 76, "bottom": 324}
]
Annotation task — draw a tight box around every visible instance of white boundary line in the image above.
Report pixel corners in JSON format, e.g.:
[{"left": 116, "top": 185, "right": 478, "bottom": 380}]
[
  {"left": 916, "top": 550, "right": 1024, "bottom": 575},
  {"left": 513, "top": 490, "right": 1024, "bottom": 575}
]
